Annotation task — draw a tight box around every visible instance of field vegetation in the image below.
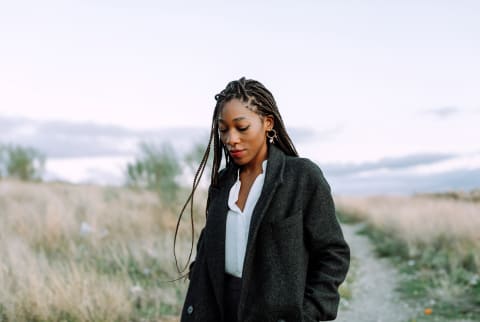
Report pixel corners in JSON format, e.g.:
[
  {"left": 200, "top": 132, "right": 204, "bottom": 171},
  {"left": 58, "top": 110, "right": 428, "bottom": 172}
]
[
  {"left": 335, "top": 193, "right": 480, "bottom": 321},
  {"left": 6, "top": 140, "right": 476, "bottom": 321},
  {"left": 0, "top": 179, "right": 206, "bottom": 321},
  {"left": 0, "top": 143, "right": 45, "bottom": 181}
]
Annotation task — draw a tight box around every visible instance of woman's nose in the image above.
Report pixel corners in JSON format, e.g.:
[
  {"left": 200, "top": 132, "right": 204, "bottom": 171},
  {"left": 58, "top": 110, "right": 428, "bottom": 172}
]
[{"left": 225, "top": 130, "right": 240, "bottom": 146}]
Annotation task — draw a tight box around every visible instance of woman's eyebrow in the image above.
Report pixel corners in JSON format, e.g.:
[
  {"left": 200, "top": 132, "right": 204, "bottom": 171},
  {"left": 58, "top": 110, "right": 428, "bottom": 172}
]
[{"left": 217, "top": 117, "right": 248, "bottom": 123}]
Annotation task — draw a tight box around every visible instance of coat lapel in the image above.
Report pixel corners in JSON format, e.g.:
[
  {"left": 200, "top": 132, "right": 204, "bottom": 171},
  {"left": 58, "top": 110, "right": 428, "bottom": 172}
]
[
  {"left": 238, "top": 145, "right": 285, "bottom": 317},
  {"left": 205, "top": 165, "right": 236, "bottom": 319},
  {"left": 244, "top": 144, "right": 285, "bottom": 270}
]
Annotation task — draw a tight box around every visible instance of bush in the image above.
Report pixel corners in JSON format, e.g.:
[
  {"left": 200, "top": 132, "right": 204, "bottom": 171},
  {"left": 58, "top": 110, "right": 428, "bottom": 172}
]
[
  {"left": 0, "top": 143, "right": 45, "bottom": 181},
  {"left": 126, "top": 142, "right": 181, "bottom": 204},
  {"left": 184, "top": 140, "right": 213, "bottom": 186}
]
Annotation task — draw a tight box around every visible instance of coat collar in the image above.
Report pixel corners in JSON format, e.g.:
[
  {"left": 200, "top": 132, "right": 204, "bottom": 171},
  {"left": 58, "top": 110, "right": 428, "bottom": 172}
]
[{"left": 205, "top": 144, "right": 286, "bottom": 319}]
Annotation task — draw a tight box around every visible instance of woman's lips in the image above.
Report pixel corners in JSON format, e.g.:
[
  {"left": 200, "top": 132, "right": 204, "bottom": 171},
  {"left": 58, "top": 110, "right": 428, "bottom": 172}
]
[{"left": 230, "top": 150, "right": 245, "bottom": 158}]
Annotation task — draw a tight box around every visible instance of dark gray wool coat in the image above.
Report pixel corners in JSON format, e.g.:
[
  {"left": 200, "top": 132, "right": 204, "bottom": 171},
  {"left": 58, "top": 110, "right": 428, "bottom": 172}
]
[{"left": 181, "top": 144, "right": 350, "bottom": 322}]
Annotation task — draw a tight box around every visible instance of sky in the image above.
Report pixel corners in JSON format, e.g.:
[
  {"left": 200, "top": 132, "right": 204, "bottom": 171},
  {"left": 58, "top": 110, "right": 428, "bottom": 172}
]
[{"left": 0, "top": 1, "right": 479, "bottom": 194}]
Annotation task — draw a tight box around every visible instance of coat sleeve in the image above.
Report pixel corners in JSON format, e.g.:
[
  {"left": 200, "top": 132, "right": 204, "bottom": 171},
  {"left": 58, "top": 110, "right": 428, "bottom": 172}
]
[
  {"left": 302, "top": 165, "right": 350, "bottom": 321},
  {"left": 187, "top": 227, "right": 205, "bottom": 280},
  {"left": 187, "top": 183, "right": 215, "bottom": 280}
]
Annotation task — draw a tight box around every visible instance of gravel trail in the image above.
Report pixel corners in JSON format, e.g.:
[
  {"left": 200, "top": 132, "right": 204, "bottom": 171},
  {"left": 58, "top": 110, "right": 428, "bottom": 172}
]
[{"left": 335, "top": 223, "right": 414, "bottom": 322}]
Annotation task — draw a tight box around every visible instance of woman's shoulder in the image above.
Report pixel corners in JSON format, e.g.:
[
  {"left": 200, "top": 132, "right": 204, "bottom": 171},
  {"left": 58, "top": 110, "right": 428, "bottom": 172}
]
[
  {"left": 284, "top": 155, "right": 331, "bottom": 191},
  {"left": 285, "top": 155, "right": 324, "bottom": 175}
]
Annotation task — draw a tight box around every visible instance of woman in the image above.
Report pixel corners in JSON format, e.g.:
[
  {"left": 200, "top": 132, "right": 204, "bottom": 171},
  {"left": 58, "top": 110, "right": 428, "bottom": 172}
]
[{"left": 175, "top": 77, "right": 350, "bottom": 322}]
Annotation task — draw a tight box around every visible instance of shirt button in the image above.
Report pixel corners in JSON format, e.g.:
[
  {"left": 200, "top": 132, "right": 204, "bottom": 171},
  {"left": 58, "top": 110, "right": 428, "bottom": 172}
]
[{"left": 187, "top": 305, "right": 194, "bottom": 314}]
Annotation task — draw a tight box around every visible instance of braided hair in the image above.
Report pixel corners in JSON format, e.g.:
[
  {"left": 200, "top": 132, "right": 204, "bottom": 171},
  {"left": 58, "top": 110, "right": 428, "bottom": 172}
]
[{"left": 173, "top": 77, "right": 298, "bottom": 274}]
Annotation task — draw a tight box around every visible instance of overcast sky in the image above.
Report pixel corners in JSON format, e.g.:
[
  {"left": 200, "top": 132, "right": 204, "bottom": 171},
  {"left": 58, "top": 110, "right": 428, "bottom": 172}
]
[{"left": 0, "top": 1, "right": 479, "bottom": 193}]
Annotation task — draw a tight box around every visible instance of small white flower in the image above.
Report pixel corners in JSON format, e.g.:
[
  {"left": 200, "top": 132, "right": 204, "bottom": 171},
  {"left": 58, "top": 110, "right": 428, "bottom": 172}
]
[
  {"left": 408, "top": 260, "right": 416, "bottom": 266},
  {"left": 100, "top": 228, "right": 109, "bottom": 238},
  {"left": 80, "top": 222, "right": 94, "bottom": 235},
  {"left": 146, "top": 248, "right": 158, "bottom": 258},
  {"left": 130, "top": 284, "right": 143, "bottom": 295},
  {"left": 469, "top": 274, "right": 479, "bottom": 286}
]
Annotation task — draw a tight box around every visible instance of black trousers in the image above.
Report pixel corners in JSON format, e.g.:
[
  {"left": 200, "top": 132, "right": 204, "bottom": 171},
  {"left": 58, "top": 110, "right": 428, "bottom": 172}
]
[{"left": 224, "top": 273, "right": 242, "bottom": 322}]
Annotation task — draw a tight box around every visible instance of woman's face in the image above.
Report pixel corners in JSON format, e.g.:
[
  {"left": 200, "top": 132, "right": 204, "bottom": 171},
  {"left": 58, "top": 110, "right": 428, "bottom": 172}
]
[{"left": 218, "top": 98, "right": 273, "bottom": 168}]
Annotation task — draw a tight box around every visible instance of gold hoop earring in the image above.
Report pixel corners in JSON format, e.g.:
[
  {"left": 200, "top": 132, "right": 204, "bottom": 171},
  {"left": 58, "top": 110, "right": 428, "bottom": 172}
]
[{"left": 266, "top": 129, "right": 277, "bottom": 144}]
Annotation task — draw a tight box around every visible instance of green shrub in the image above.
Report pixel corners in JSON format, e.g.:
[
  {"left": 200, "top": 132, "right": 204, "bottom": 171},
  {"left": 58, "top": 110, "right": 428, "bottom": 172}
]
[
  {"left": 126, "top": 142, "right": 181, "bottom": 204},
  {"left": 184, "top": 141, "right": 212, "bottom": 179},
  {"left": 0, "top": 143, "right": 45, "bottom": 181}
]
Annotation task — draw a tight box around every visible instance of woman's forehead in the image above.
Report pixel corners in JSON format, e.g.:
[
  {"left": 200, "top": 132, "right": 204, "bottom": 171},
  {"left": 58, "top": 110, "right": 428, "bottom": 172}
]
[{"left": 217, "top": 99, "right": 259, "bottom": 120}]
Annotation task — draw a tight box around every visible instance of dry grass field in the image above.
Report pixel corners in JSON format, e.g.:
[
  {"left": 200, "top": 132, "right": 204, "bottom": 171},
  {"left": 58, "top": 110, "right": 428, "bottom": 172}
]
[
  {"left": 335, "top": 193, "right": 480, "bottom": 321},
  {"left": 3, "top": 177, "right": 478, "bottom": 321},
  {"left": 0, "top": 179, "right": 206, "bottom": 321}
]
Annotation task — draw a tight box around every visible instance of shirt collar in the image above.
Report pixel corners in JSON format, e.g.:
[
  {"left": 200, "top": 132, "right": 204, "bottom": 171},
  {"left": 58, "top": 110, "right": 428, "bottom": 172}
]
[{"left": 236, "top": 159, "right": 268, "bottom": 181}]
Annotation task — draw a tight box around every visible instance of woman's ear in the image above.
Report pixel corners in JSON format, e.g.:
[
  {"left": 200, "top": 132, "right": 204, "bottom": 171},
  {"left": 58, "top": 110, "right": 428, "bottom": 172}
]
[{"left": 264, "top": 115, "right": 274, "bottom": 131}]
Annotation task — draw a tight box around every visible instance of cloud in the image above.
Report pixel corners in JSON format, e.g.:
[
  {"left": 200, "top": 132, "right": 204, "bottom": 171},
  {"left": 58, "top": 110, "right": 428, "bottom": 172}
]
[
  {"left": 320, "top": 153, "right": 456, "bottom": 176},
  {"left": 0, "top": 116, "right": 21, "bottom": 131},
  {"left": 423, "top": 106, "right": 460, "bottom": 118},
  {"left": 0, "top": 115, "right": 319, "bottom": 158},
  {"left": 0, "top": 115, "right": 205, "bottom": 157},
  {"left": 314, "top": 124, "right": 344, "bottom": 141},
  {"left": 320, "top": 151, "right": 480, "bottom": 194},
  {"left": 329, "top": 167, "right": 480, "bottom": 195},
  {"left": 288, "top": 127, "right": 318, "bottom": 143}
]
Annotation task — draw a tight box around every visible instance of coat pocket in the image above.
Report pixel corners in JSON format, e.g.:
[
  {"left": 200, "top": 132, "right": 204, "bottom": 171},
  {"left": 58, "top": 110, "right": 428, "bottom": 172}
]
[
  {"left": 270, "top": 210, "right": 305, "bottom": 259},
  {"left": 271, "top": 210, "right": 303, "bottom": 231}
]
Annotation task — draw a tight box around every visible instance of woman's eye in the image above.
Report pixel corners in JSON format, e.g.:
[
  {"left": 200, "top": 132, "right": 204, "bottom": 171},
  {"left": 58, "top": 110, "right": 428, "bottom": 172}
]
[{"left": 219, "top": 126, "right": 249, "bottom": 133}]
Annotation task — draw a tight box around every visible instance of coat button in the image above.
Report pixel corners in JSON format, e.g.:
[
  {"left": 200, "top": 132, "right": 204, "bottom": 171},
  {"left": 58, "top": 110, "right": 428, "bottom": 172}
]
[{"left": 187, "top": 305, "right": 194, "bottom": 314}]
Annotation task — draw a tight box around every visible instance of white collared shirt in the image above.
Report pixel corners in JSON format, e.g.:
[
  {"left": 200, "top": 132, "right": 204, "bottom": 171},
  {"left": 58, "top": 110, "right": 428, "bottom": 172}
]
[{"left": 225, "top": 159, "right": 268, "bottom": 277}]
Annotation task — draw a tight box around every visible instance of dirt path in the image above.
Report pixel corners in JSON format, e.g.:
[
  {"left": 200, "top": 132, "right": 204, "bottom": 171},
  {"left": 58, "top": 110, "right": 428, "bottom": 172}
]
[{"left": 335, "top": 223, "right": 414, "bottom": 322}]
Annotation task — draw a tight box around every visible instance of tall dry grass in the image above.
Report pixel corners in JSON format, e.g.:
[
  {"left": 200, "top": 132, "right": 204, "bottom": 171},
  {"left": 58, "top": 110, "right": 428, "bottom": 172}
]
[
  {"left": 335, "top": 194, "right": 480, "bottom": 319},
  {"left": 335, "top": 195, "right": 480, "bottom": 265},
  {"left": 0, "top": 179, "right": 206, "bottom": 321}
]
